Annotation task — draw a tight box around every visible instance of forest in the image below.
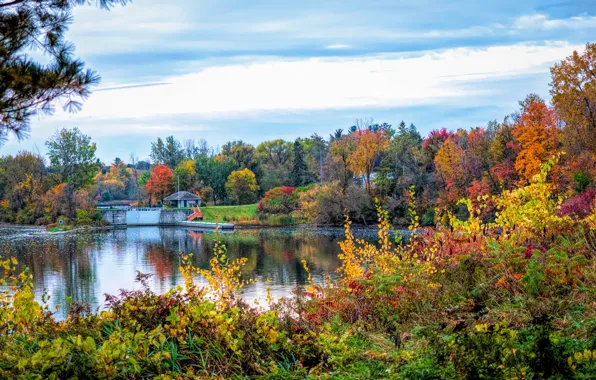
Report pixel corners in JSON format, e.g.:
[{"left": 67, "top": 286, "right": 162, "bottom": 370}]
[{"left": 1, "top": 44, "right": 595, "bottom": 228}]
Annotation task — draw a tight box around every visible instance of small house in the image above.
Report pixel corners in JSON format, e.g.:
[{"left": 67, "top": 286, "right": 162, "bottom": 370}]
[{"left": 164, "top": 191, "right": 201, "bottom": 208}]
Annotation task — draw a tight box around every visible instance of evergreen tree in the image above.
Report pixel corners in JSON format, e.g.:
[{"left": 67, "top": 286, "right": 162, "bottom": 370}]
[
  {"left": 291, "top": 140, "right": 309, "bottom": 187},
  {"left": 0, "top": 0, "right": 130, "bottom": 144}
]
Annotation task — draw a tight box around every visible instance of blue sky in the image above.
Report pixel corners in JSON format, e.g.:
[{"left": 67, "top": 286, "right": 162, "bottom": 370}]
[{"left": 3, "top": 0, "right": 595, "bottom": 161}]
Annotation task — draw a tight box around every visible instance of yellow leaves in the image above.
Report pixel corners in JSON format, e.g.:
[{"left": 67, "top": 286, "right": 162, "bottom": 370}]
[{"left": 495, "top": 156, "right": 570, "bottom": 235}]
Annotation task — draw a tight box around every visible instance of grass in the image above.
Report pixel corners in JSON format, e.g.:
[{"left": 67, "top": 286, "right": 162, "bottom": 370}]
[
  {"left": 46, "top": 225, "right": 72, "bottom": 232},
  {"left": 200, "top": 204, "right": 258, "bottom": 224}
]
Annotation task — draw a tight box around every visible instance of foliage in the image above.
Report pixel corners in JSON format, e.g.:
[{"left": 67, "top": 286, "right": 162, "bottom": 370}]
[
  {"left": 348, "top": 130, "right": 390, "bottom": 192},
  {"left": 173, "top": 160, "right": 197, "bottom": 191},
  {"left": 512, "top": 101, "right": 560, "bottom": 182},
  {"left": 45, "top": 127, "right": 98, "bottom": 189},
  {"left": 550, "top": 43, "right": 596, "bottom": 155},
  {"left": 0, "top": 163, "right": 595, "bottom": 378},
  {"left": 150, "top": 136, "right": 185, "bottom": 168},
  {"left": 329, "top": 134, "right": 357, "bottom": 190},
  {"left": 560, "top": 188, "right": 596, "bottom": 219},
  {"left": 145, "top": 164, "right": 174, "bottom": 204},
  {"left": 257, "top": 186, "right": 298, "bottom": 214},
  {"left": 225, "top": 168, "right": 259, "bottom": 205}
]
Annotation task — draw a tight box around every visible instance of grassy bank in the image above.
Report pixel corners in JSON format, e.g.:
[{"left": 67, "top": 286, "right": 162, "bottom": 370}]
[
  {"left": 201, "top": 204, "right": 297, "bottom": 226},
  {"left": 201, "top": 204, "right": 258, "bottom": 224}
]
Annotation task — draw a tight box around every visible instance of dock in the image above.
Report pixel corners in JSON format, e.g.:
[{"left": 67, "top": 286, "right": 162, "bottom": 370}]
[{"left": 176, "top": 221, "right": 235, "bottom": 230}]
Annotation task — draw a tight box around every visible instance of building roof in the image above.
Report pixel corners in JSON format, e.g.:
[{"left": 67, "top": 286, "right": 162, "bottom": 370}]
[{"left": 164, "top": 191, "right": 201, "bottom": 201}]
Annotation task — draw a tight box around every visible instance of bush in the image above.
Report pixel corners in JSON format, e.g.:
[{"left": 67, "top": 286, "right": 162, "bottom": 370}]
[
  {"left": 15, "top": 209, "right": 35, "bottom": 225},
  {"left": 75, "top": 209, "right": 93, "bottom": 226},
  {"left": 257, "top": 186, "right": 298, "bottom": 214},
  {"left": 560, "top": 188, "right": 596, "bottom": 219}
]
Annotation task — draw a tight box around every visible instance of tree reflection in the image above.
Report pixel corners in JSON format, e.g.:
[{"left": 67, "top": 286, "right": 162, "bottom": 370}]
[{"left": 2, "top": 227, "right": 350, "bottom": 319}]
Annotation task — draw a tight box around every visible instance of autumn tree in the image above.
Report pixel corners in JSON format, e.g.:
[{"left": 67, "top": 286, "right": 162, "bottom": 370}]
[
  {"left": 513, "top": 101, "right": 560, "bottom": 182},
  {"left": 550, "top": 43, "right": 596, "bottom": 155},
  {"left": 0, "top": 152, "right": 46, "bottom": 217},
  {"left": 95, "top": 160, "right": 134, "bottom": 200},
  {"left": 145, "top": 164, "right": 174, "bottom": 205},
  {"left": 434, "top": 138, "right": 467, "bottom": 206},
  {"left": 348, "top": 130, "right": 389, "bottom": 192},
  {"left": 225, "top": 168, "right": 259, "bottom": 205},
  {"left": 488, "top": 119, "right": 519, "bottom": 189},
  {"left": 329, "top": 134, "right": 356, "bottom": 191},
  {"left": 0, "top": 0, "right": 130, "bottom": 144}
]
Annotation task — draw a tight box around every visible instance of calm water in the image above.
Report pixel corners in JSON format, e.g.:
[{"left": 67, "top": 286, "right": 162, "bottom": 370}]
[{"left": 0, "top": 226, "right": 378, "bottom": 319}]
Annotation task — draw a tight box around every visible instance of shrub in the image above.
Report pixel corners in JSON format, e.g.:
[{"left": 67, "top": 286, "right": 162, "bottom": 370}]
[
  {"left": 257, "top": 186, "right": 298, "bottom": 214},
  {"left": 75, "top": 209, "right": 93, "bottom": 225},
  {"left": 560, "top": 188, "right": 596, "bottom": 219}
]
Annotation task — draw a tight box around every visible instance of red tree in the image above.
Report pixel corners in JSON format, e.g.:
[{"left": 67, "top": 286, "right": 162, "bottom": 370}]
[{"left": 145, "top": 164, "right": 174, "bottom": 205}]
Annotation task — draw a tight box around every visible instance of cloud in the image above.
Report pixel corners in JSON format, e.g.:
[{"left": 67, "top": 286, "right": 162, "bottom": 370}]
[
  {"left": 326, "top": 44, "right": 352, "bottom": 49},
  {"left": 49, "top": 42, "right": 580, "bottom": 123},
  {"left": 513, "top": 13, "right": 596, "bottom": 30}
]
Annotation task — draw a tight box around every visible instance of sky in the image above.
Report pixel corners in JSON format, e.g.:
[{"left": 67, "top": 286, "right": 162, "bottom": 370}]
[{"left": 3, "top": 0, "right": 595, "bottom": 161}]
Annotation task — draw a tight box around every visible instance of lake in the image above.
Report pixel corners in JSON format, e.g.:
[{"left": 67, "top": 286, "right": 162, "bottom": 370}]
[{"left": 0, "top": 226, "right": 380, "bottom": 319}]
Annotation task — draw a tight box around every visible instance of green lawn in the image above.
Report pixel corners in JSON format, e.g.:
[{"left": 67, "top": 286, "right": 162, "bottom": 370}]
[{"left": 200, "top": 204, "right": 258, "bottom": 223}]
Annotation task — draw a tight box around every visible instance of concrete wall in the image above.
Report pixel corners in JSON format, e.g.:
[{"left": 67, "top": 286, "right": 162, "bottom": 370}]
[
  {"left": 126, "top": 208, "right": 161, "bottom": 225},
  {"left": 100, "top": 210, "right": 127, "bottom": 225},
  {"left": 159, "top": 209, "right": 193, "bottom": 225},
  {"left": 100, "top": 208, "right": 192, "bottom": 226}
]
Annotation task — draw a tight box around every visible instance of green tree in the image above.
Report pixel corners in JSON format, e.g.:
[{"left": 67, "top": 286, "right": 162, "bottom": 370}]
[
  {"left": 46, "top": 128, "right": 97, "bottom": 189},
  {"left": 174, "top": 160, "right": 197, "bottom": 191},
  {"left": 45, "top": 127, "right": 97, "bottom": 217},
  {"left": 0, "top": 0, "right": 129, "bottom": 143},
  {"left": 290, "top": 140, "right": 310, "bottom": 187},
  {"left": 195, "top": 155, "right": 235, "bottom": 204},
  {"left": 256, "top": 139, "right": 293, "bottom": 191},
  {"left": 225, "top": 168, "right": 259, "bottom": 205},
  {"left": 150, "top": 136, "right": 185, "bottom": 168}
]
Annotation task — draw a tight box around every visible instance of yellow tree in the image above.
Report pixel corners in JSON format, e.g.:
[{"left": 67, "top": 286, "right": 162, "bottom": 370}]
[
  {"left": 513, "top": 102, "right": 560, "bottom": 182},
  {"left": 329, "top": 134, "right": 357, "bottom": 190},
  {"left": 225, "top": 169, "right": 260, "bottom": 205},
  {"left": 347, "top": 130, "right": 389, "bottom": 192},
  {"left": 434, "top": 138, "right": 467, "bottom": 207},
  {"left": 550, "top": 43, "right": 596, "bottom": 155}
]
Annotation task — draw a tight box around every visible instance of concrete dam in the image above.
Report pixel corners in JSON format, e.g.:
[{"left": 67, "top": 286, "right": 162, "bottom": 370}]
[{"left": 100, "top": 208, "right": 193, "bottom": 226}]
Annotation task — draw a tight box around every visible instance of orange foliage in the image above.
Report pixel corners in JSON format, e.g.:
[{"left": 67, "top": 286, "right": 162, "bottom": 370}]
[
  {"left": 513, "top": 102, "right": 561, "bottom": 182},
  {"left": 347, "top": 130, "right": 389, "bottom": 192},
  {"left": 145, "top": 164, "right": 174, "bottom": 203}
]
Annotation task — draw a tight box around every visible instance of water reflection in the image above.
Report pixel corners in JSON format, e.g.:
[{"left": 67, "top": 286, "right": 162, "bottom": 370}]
[{"left": 0, "top": 227, "right": 362, "bottom": 319}]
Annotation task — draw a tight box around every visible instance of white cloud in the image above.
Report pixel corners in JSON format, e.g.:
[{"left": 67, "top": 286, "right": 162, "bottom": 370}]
[
  {"left": 325, "top": 44, "right": 352, "bottom": 49},
  {"left": 513, "top": 14, "right": 596, "bottom": 30},
  {"left": 50, "top": 42, "right": 580, "bottom": 123}
]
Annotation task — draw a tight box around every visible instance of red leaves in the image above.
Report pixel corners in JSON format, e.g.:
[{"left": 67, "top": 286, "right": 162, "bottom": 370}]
[{"left": 145, "top": 164, "right": 174, "bottom": 202}]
